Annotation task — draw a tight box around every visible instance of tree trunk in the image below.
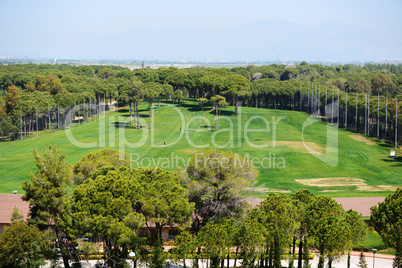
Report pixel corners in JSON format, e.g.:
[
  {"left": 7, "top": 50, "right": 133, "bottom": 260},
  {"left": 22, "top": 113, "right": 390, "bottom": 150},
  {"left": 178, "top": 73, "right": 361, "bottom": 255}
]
[
  {"left": 234, "top": 247, "right": 238, "bottom": 268},
  {"left": 234, "top": 96, "right": 239, "bottom": 114},
  {"left": 211, "top": 255, "right": 219, "bottom": 268},
  {"left": 149, "top": 100, "right": 153, "bottom": 117},
  {"left": 55, "top": 228, "right": 70, "bottom": 268},
  {"left": 327, "top": 256, "right": 332, "bottom": 268},
  {"left": 274, "top": 235, "right": 281, "bottom": 268},
  {"left": 129, "top": 101, "right": 133, "bottom": 125},
  {"left": 218, "top": 109, "right": 222, "bottom": 131},
  {"left": 62, "top": 254, "right": 70, "bottom": 268},
  {"left": 195, "top": 246, "right": 201, "bottom": 268},
  {"left": 317, "top": 247, "right": 324, "bottom": 268},
  {"left": 303, "top": 236, "right": 309, "bottom": 268},
  {"left": 134, "top": 102, "right": 137, "bottom": 128},
  {"left": 226, "top": 249, "right": 230, "bottom": 268},
  {"left": 269, "top": 242, "right": 274, "bottom": 268},
  {"left": 265, "top": 242, "right": 269, "bottom": 268},
  {"left": 297, "top": 238, "right": 303, "bottom": 268},
  {"left": 215, "top": 107, "right": 218, "bottom": 131},
  {"left": 201, "top": 106, "right": 204, "bottom": 132},
  {"left": 260, "top": 248, "right": 265, "bottom": 268},
  {"left": 136, "top": 103, "right": 140, "bottom": 129},
  {"left": 29, "top": 116, "right": 32, "bottom": 135}
]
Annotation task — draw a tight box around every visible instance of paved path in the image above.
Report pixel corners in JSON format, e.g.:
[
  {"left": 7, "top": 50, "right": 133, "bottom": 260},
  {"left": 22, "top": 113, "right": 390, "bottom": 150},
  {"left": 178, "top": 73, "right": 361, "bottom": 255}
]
[{"left": 46, "top": 252, "right": 395, "bottom": 268}]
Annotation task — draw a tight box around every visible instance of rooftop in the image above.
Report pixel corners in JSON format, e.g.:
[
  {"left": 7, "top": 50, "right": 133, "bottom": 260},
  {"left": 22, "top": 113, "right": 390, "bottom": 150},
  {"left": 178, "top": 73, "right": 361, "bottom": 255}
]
[{"left": 0, "top": 194, "right": 29, "bottom": 223}]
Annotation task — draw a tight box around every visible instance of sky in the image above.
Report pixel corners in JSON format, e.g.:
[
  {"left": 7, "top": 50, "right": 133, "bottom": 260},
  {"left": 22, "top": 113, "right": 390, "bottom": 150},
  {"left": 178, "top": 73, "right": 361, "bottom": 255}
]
[{"left": 0, "top": 0, "right": 401, "bottom": 62}]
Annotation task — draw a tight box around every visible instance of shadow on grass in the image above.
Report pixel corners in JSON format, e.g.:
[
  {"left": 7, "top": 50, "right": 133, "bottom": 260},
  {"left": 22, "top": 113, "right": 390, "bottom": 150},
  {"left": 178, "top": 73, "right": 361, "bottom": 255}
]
[
  {"left": 208, "top": 109, "right": 236, "bottom": 117},
  {"left": 378, "top": 142, "right": 393, "bottom": 148},
  {"left": 381, "top": 156, "right": 402, "bottom": 167},
  {"left": 111, "top": 122, "right": 135, "bottom": 129},
  {"left": 119, "top": 113, "right": 150, "bottom": 118},
  {"left": 179, "top": 102, "right": 210, "bottom": 112},
  {"left": 381, "top": 156, "right": 402, "bottom": 162},
  {"left": 118, "top": 108, "right": 149, "bottom": 113},
  {"left": 111, "top": 122, "right": 147, "bottom": 129}
]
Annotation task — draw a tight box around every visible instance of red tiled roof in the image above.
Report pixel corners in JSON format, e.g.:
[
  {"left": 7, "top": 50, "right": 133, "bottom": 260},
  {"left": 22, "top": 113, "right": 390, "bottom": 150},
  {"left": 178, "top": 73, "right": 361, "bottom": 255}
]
[
  {"left": 0, "top": 195, "right": 386, "bottom": 225},
  {"left": 244, "top": 197, "right": 385, "bottom": 217},
  {"left": 0, "top": 194, "right": 30, "bottom": 223},
  {"left": 333, "top": 197, "right": 385, "bottom": 217}
]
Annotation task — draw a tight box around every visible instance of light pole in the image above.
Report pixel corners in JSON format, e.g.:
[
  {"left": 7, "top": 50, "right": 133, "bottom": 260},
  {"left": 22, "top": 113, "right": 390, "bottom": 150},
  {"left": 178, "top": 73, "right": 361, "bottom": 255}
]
[
  {"left": 371, "top": 248, "right": 377, "bottom": 268},
  {"left": 129, "top": 251, "right": 136, "bottom": 268}
]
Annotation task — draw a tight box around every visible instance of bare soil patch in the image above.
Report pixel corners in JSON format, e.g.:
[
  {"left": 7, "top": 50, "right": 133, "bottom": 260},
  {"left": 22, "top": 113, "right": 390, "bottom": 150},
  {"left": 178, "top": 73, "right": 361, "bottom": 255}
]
[
  {"left": 357, "top": 185, "right": 400, "bottom": 191},
  {"left": 295, "top": 177, "right": 365, "bottom": 187},
  {"left": 246, "top": 187, "right": 291, "bottom": 193},
  {"left": 348, "top": 135, "right": 377, "bottom": 145},
  {"left": 296, "top": 177, "right": 400, "bottom": 192},
  {"left": 269, "top": 141, "right": 325, "bottom": 155}
]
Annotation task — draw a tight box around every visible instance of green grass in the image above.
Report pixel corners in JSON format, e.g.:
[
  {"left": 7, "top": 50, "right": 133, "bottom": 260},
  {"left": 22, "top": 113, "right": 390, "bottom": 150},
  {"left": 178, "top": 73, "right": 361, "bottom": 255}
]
[
  {"left": 0, "top": 99, "right": 401, "bottom": 196},
  {"left": 378, "top": 249, "right": 396, "bottom": 256},
  {"left": 354, "top": 231, "right": 387, "bottom": 251}
]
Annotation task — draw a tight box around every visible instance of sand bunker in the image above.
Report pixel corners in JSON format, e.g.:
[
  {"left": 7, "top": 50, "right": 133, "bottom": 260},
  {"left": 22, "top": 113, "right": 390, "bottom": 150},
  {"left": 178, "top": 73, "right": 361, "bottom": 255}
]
[
  {"left": 269, "top": 141, "right": 325, "bottom": 155},
  {"left": 348, "top": 135, "right": 377, "bottom": 145},
  {"left": 356, "top": 185, "right": 399, "bottom": 192},
  {"left": 295, "top": 177, "right": 365, "bottom": 187},
  {"left": 296, "top": 177, "right": 399, "bottom": 192}
]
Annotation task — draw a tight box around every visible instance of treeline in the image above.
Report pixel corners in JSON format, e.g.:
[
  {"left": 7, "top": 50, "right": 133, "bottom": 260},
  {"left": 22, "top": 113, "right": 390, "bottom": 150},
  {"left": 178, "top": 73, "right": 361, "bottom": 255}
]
[
  {"left": 1, "top": 63, "right": 402, "bottom": 143},
  {"left": 1, "top": 147, "right": 401, "bottom": 268}
]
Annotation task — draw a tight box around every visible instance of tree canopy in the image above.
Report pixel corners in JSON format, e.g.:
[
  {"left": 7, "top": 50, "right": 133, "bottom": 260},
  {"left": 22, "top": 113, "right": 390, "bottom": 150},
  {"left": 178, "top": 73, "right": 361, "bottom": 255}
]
[
  {"left": 184, "top": 150, "right": 258, "bottom": 227},
  {"left": 371, "top": 187, "right": 402, "bottom": 267}
]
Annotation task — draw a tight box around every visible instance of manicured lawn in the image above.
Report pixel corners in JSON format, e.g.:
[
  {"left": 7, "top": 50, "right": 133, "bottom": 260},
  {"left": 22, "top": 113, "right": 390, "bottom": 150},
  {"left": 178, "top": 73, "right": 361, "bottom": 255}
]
[
  {"left": 378, "top": 249, "right": 396, "bottom": 256},
  {"left": 0, "top": 99, "right": 401, "bottom": 195}
]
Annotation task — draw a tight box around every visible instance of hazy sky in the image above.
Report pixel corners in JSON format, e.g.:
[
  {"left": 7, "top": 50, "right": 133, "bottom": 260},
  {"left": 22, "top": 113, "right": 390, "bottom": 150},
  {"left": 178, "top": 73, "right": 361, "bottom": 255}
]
[{"left": 1, "top": 0, "right": 401, "bottom": 61}]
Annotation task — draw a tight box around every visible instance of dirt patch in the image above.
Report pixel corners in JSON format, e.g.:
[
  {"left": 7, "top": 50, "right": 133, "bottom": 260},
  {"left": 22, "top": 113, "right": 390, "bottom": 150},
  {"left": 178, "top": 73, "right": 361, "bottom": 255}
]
[
  {"left": 348, "top": 135, "right": 377, "bottom": 145},
  {"left": 269, "top": 141, "right": 325, "bottom": 155},
  {"left": 355, "top": 185, "right": 383, "bottom": 191},
  {"left": 246, "top": 187, "right": 291, "bottom": 193},
  {"left": 295, "top": 177, "right": 365, "bottom": 187},
  {"left": 297, "top": 177, "right": 400, "bottom": 192},
  {"left": 377, "top": 185, "right": 400, "bottom": 191},
  {"left": 320, "top": 190, "right": 343, "bottom": 192},
  {"left": 357, "top": 185, "right": 400, "bottom": 191}
]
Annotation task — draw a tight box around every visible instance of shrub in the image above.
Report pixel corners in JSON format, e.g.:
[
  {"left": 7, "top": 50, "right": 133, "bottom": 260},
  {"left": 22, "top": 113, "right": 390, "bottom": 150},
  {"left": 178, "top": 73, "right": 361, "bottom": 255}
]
[{"left": 354, "top": 231, "right": 387, "bottom": 251}]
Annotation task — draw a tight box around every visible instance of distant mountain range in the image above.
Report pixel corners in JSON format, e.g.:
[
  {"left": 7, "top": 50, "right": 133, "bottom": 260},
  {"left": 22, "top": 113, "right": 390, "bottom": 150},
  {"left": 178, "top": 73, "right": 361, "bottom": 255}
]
[{"left": 1, "top": 19, "right": 401, "bottom": 63}]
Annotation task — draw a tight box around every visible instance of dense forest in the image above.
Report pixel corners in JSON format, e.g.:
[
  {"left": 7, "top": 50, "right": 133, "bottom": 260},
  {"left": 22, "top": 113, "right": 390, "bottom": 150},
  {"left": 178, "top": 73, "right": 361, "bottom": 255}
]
[{"left": 1, "top": 62, "right": 401, "bottom": 145}]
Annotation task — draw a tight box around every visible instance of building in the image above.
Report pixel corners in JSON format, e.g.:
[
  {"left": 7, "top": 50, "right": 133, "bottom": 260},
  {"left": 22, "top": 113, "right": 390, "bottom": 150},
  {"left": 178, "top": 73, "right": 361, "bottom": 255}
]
[
  {"left": 0, "top": 194, "right": 30, "bottom": 234},
  {"left": 0, "top": 195, "right": 385, "bottom": 237}
]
